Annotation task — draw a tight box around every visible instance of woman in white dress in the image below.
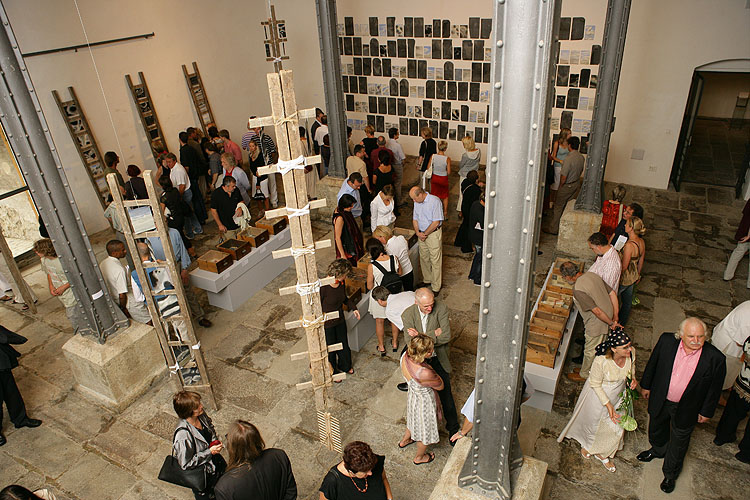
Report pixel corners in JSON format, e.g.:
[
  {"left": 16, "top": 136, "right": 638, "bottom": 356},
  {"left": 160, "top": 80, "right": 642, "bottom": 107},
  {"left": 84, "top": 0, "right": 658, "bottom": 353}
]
[
  {"left": 370, "top": 184, "right": 396, "bottom": 232},
  {"left": 557, "top": 328, "right": 638, "bottom": 473},
  {"left": 372, "top": 225, "right": 414, "bottom": 291},
  {"left": 399, "top": 334, "right": 443, "bottom": 465},
  {"left": 366, "top": 238, "right": 401, "bottom": 356}
]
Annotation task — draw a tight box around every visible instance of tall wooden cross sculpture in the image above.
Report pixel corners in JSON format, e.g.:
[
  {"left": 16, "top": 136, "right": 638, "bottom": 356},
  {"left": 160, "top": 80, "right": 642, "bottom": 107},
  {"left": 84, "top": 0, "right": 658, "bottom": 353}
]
[
  {"left": 261, "top": 5, "right": 289, "bottom": 73},
  {"left": 249, "top": 70, "right": 343, "bottom": 453}
]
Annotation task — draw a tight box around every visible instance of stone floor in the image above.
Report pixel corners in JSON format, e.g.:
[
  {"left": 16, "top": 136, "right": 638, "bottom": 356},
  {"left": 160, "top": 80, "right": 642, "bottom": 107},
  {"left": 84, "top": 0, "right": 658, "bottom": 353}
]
[
  {"left": 0, "top": 160, "right": 748, "bottom": 500},
  {"left": 679, "top": 118, "right": 749, "bottom": 188}
]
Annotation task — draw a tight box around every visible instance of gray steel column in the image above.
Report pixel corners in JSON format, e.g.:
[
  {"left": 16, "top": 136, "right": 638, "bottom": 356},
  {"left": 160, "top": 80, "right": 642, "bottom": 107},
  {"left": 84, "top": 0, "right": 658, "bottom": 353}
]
[
  {"left": 574, "top": 0, "right": 631, "bottom": 213},
  {"left": 0, "top": 1, "right": 127, "bottom": 343},
  {"left": 458, "top": 0, "right": 558, "bottom": 498},
  {"left": 315, "top": 0, "right": 347, "bottom": 178}
]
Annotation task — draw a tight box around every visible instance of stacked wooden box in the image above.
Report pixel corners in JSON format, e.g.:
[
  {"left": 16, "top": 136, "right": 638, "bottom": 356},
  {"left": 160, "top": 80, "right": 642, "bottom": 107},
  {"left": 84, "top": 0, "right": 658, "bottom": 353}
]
[
  {"left": 238, "top": 226, "right": 270, "bottom": 247},
  {"left": 526, "top": 258, "right": 582, "bottom": 368}
]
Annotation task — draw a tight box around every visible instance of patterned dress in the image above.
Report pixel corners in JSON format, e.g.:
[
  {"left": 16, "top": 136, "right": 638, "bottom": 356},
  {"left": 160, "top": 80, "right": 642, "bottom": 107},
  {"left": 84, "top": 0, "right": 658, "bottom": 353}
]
[{"left": 401, "top": 354, "right": 440, "bottom": 445}]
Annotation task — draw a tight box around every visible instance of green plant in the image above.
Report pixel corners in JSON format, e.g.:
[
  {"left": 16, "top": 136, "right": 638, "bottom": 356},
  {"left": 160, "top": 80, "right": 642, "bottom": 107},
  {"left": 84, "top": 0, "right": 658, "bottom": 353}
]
[{"left": 616, "top": 377, "right": 639, "bottom": 431}]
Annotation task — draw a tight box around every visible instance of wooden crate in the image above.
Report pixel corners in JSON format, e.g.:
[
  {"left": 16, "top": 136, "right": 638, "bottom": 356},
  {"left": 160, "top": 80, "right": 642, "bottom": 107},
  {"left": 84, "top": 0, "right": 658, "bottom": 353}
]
[
  {"left": 357, "top": 253, "right": 371, "bottom": 271},
  {"left": 526, "top": 331, "right": 560, "bottom": 368},
  {"left": 237, "top": 226, "right": 269, "bottom": 247},
  {"left": 547, "top": 273, "right": 574, "bottom": 295},
  {"left": 215, "top": 238, "right": 252, "bottom": 260},
  {"left": 344, "top": 284, "right": 362, "bottom": 310},
  {"left": 197, "top": 250, "right": 234, "bottom": 274},
  {"left": 255, "top": 215, "right": 288, "bottom": 235},
  {"left": 529, "top": 321, "right": 564, "bottom": 342},
  {"left": 346, "top": 267, "right": 367, "bottom": 293},
  {"left": 393, "top": 227, "right": 418, "bottom": 247},
  {"left": 538, "top": 290, "right": 572, "bottom": 315},
  {"left": 532, "top": 310, "right": 568, "bottom": 332}
]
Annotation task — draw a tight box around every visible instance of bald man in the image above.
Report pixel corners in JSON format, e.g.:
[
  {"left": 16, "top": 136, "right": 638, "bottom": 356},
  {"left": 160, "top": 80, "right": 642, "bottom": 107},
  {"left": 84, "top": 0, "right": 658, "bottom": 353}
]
[
  {"left": 399, "top": 288, "right": 458, "bottom": 439},
  {"left": 638, "top": 318, "right": 726, "bottom": 494}
]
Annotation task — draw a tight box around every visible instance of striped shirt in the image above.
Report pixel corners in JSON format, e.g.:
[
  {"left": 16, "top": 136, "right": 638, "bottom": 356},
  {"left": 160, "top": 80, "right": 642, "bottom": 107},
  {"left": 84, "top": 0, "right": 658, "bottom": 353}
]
[
  {"left": 242, "top": 130, "right": 277, "bottom": 165},
  {"left": 588, "top": 245, "right": 622, "bottom": 290}
]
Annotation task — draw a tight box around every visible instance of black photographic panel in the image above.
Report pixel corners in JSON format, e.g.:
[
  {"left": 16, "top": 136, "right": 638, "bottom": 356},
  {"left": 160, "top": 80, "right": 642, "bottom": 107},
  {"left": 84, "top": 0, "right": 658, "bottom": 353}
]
[
  {"left": 458, "top": 82, "right": 468, "bottom": 101},
  {"left": 399, "top": 79, "right": 409, "bottom": 97},
  {"left": 418, "top": 60, "right": 427, "bottom": 79},
  {"left": 569, "top": 73, "right": 579, "bottom": 87},
  {"left": 397, "top": 39, "right": 407, "bottom": 58},
  {"left": 378, "top": 96, "right": 387, "bottom": 114},
  {"left": 362, "top": 58, "right": 371, "bottom": 76},
  {"left": 409, "top": 118, "right": 418, "bottom": 136},
  {"left": 436, "top": 80, "right": 446, "bottom": 99},
  {"left": 560, "top": 111, "right": 573, "bottom": 130},
  {"left": 471, "top": 62, "right": 482, "bottom": 82},
  {"left": 343, "top": 37, "right": 353, "bottom": 55},
  {"left": 346, "top": 94, "right": 354, "bottom": 111},
  {"left": 439, "top": 121, "right": 449, "bottom": 139},
  {"left": 425, "top": 24, "right": 432, "bottom": 37},
  {"left": 400, "top": 117, "right": 408, "bottom": 135},
  {"left": 475, "top": 127, "right": 483, "bottom": 144},
  {"left": 566, "top": 88, "right": 579, "bottom": 109},
  {"left": 444, "top": 61, "right": 454, "bottom": 80},
  {"left": 591, "top": 45, "right": 602, "bottom": 65},
  {"left": 579, "top": 68, "right": 590, "bottom": 88},
  {"left": 369, "top": 17, "right": 379, "bottom": 36},
  {"left": 376, "top": 115, "right": 385, "bottom": 133},
  {"left": 461, "top": 104, "right": 469, "bottom": 122},
  {"left": 345, "top": 17, "right": 354, "bottom": 36},
  {"left": 369, "top": 96, "right": 377, "bottom": 112},
  {"left": 451, "top": 109, "right": 459, "bottom": 120},
  {"left": 407, "top": 60, "right": 417, "bottom": 78},
  {"left": 432, "top": 40, "right": 442, "bottom": 59},
  {"left": 408, "top": 39, "right": 415, "bottom": 58},
  {"left": 339, "top": 38, "right": 344, "bottom": 56},
  {"left": 389, "top": 78, "right": 399, "bottom": 96},
  {"left": 556, "top": 65, "right": 570, "bottom": 86},
  {"left": 367, "top": 115, "right": 376, "bottom": 128},
  {"left": 442, "top": 39, "right": 452, "bottom": 59},
  {"left": 556, "top": 95, "right": 566, "bottom": 108},
  {"left": 387, "top": 17, "right": 395, "bottom": 37},
  {"left": 404, "top": 17, "right": 414, "bottom": 37},
  {"left": 469, "top": 82, "right": 480, "bottom": 102},
  {"left": 473, "top": 40, "right": 484, "bottom": 61},
  {"left": 429, "top": 120, "right": 439, "bottom": 134},
  {"left": 350, "top": 76, "right": 358, "bottom": 94},
  {"left": 426, "top": 80, "right": 436, "bottom": 98},
  {"left": 571, "top": 17, "right": 585, "bottom": 40},
  {"left": 415, "top": 18, "right": 424, "bottom": 37},
  {"left": 419, "top": 119, "right": 428, "bottom": 132},
  {"left": 433, "top": 19, "right": 441, "bottom": 38},
  {"left": 359, "top": 77, "right": 367, "bottom": 94},
  {"left": 373, "top": 58, "right": 382, "bottom": 76},
  {"left": 382, "top": 58, "right": 392, "bottom": 77},
  {"left": 480, "top": 18, "right": 492, "bottom": 39},
  {"left": 342, "top": 76, "right": 349, "bottom": 93},
  {"left": 442, "top": 20, "right": 451, "bottom": 38},
  {"left": 441, "top": 101, "right": 451, "bottom": 120},
  {"left": 482, "top": 63, "right": 491, "bottom": 83},
  {"left": 454, "top": 47, "right": 462, "bottom": 60},
  {"left": 388, "top": 40, "right": 396, "bottom": 57},
  {"left": 354, "top": 57, "right": 363, "bottom": 75},
  {"left": 447, "top": 81, "right": 457, "bottom": 100},
  {"left": 388, "top": 97, "right": 397, "bottom": 115},
  {"left": 580, "top": 134, "right": 590, "bottom": 154},
  {"left": 558, "top": 17, "right": 571, "bottom": 40},
  {"left": 353, "top": 37, "right": 362, "bottom": 56},
  {"left": 457, "top": 124, "right": 465, "bottom": 139},
  {"left": 370, "top": 38, "right": 379, "bottom": 57},
  {"left": 362, "top": 45, "right": 369, "bottom": 57},
  {"left": 398, "top": 98, "right": 406, "bottom": 116},
  {"left": 462, "top": 40, "right": 473, "bottom": 60},
  {"left": 423, "top": 100, "right": 432, "bottom": 119},
  {"left": 469, "top": 17, "right": 480, "bottom": 38}
]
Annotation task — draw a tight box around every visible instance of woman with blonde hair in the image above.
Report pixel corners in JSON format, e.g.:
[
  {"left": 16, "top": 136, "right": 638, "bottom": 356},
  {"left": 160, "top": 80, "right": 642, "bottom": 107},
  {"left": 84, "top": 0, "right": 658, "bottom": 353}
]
[
  {"left": 549, "top": 128, "right": 571, "bottom": 209},
  {"left": 398, "top": 334, "right": 443, "bottom": 465},
  {"left": 456, "top": 135, "right": 480, "bottom": 214},
  {"left": 618, "top": 216, "right": 645, "bottom": 325},
  {"left": 214, "top": 420, "right": 297, "bottom": 500},
  {"left": 428, "top": 140, "right": 451, "bottom": 214},
  {"left": 373, "top": 225, "right": 414, "bottom": 291}
]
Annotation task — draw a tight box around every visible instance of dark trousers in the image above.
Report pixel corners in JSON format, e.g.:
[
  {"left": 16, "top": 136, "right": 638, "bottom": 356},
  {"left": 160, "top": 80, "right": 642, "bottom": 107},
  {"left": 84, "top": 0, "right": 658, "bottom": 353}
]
[
  {"left": 0, "top": 369, "right": 28, "bottom": 428},
  {"left": 716, "top": 389, "right": 750, "bottom": 459},
  {"left": 648, "top": 400, "right": 696, "bottom": 480},
  {"left": 401, "top": 271, "right": 415, "bottom": 292},
  {"left": 618, "top": 283, "right": 635, "bottom": 326},
  {"left": 189, "top": 183, "right": 208, "bottom": 224},
  {"left": 325, "top": 322, "right": 352, "bottom": 373},
  {"left": 426, "top": 357, "right": 459, "bottom": 435},
  {"left": 469, "top": 245, "right": 482, "bottom": 285}
]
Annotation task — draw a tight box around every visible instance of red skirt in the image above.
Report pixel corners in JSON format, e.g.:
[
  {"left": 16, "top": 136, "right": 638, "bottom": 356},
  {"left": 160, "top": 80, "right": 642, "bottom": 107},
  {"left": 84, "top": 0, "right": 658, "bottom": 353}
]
[{"left": 431, "top": 174, "right": 449, "bottom": 199}]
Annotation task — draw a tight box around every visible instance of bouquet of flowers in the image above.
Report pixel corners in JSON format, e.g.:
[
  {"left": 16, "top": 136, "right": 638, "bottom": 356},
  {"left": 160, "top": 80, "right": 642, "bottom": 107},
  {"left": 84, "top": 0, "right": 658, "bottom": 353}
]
[{"left": 616, "top": 377, "right": 639, "bottom": 431}]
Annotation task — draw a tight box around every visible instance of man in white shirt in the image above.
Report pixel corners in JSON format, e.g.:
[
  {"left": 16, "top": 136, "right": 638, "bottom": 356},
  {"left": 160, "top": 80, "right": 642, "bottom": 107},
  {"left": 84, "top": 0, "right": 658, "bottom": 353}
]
[
  {"left": 410, "top": 186, "right": 444, "bottom": 295},
  {"left": 587, "top": 232, "right": 621, "bottom": 290},
  {"left": 161, "top": 153, "right": 203, "bottom": 238},
  {"left": 373, "top": 287, "right": 416, "bottom": 331},
  {"left": 387, "top": 128, "right": 406, "bottom": 206},
  {"left": 314, "top": 115, "right": 329, "bottom": 152},
  {"left": 99, "top": 240, "right": 151, "bottom": 324}
]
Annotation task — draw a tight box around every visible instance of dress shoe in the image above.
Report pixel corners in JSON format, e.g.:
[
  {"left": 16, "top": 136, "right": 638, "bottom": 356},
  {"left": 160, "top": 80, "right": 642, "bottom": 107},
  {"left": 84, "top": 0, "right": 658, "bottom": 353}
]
[
  {"left": 660, "top": 477, "right": 675, "bottom": 494},
  {"left": 397, "top": 382, "right": 408, "bottom": 392},
  {"left": 636, "top": 449, "right": 662, "bottom": 462},
  {"left": 0, "top": 433, "right": 6, "bottom": 446},
  {"left": 736, "top": 452, "right": 750, "bottom": 464},
  {"left": 567, "top": 372, "right": 586, "bottom": 382},
  {"left": 14, "top": 417, "right": 42, "bottom": 429}
]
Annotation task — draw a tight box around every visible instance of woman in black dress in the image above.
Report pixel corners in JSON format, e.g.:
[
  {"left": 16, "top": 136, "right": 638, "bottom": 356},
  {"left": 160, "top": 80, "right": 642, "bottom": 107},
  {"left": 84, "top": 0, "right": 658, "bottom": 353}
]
[
  {"left": 319, "top": 441, "right": 392, "bottom": 500},
  {"left": 159, "top": 176, "right": 194, "bottom": 256},
  {"left": 417, "top": 127, "right": 437, "bottom": 189},
  {"left": 372, "top": 149, "right": 394, "bottom": 196},
  {"left": 454, "top": 170, "right": 483, "bottom": 253},
  {"left": 333, "top": 194, "right": 365, "bottom": 267}
]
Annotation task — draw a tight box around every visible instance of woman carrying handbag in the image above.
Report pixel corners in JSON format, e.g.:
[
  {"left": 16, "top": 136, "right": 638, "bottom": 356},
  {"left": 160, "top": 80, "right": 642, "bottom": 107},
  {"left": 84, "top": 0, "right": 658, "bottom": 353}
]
[{"left": 160, "top": 391, "right": 227, "bottom": 499}]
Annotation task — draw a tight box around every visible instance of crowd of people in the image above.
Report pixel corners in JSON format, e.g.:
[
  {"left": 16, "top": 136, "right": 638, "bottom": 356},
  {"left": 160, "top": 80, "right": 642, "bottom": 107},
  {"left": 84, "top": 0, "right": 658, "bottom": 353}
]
[{"left": 2, "top": 117, "right": 749, "bottom": 500}]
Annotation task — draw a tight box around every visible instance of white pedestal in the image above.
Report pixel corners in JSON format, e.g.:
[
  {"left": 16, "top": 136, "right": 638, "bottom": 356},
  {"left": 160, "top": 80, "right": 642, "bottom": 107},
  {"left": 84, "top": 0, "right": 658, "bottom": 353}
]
[
  {"left": 189, "top": 228, "right": 293, "bottom": 311},
  {"left": 523, "top": 263, "right": 579, "bottom": 413}
]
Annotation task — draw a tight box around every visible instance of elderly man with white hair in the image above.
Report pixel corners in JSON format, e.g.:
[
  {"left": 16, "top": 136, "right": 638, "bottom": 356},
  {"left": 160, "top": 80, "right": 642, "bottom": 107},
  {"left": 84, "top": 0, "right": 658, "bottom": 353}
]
[{"left": 637, "top": 317, "right": 726, "bottom": 494}]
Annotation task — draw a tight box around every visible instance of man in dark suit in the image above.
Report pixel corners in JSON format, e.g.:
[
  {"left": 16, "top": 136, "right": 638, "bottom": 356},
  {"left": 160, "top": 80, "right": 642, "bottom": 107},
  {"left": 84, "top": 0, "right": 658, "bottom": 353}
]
[
  {"left": 1, "top": 325, "right": 42, "bottom": 446},
  {"left": 637, "top": 317, "right": 726, "bottom": 493},
  {"left": 398, "top": 288, "right": 459, "bottom": 440}
]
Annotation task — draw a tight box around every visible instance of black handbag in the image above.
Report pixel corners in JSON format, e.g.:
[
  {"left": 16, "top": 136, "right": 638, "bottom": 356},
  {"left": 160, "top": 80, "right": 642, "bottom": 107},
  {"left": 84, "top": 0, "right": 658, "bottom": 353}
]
[{"left": 158, "top": 429, "right": 207, "bottom": 491}]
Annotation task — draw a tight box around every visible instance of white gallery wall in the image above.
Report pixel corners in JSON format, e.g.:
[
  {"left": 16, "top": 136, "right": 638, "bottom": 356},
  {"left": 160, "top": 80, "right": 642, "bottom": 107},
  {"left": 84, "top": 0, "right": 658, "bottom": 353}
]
[{"left": 5, "top": 0, "right": 750, "bottom": 233}]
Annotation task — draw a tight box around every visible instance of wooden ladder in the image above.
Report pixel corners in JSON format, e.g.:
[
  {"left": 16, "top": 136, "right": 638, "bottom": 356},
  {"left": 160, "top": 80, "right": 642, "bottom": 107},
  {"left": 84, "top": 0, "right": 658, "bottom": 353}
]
[
  {"left": 125, "top": 72, "right": 169, "bottom": 163},
  {"left": 51, "top": 87, "right": 107, "bottom": 208},
  {"left": 106, "top": 172, "right": 216, "bottom": 408},
  {"left": 182, "top": 62, "right": 216, "bottom": 135}
]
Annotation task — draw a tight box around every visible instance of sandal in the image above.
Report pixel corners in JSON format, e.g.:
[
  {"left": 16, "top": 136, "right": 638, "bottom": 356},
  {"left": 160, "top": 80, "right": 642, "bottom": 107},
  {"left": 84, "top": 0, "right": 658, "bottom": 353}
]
[
  {"left": 414, "top": 452, "right": 435, "bottom": 465},
  {"left": 580, "top": 448, "right": 591, "bottom": 459},
  {"left": 21, "top": 304, "right": 29, "bottom": 311},
  {"left": 595, "top": 455, "right": 616, "bottom": 473},
  {"left": 0, "top": 295, "right": 12, "bottom": 302},
  {"left": 377, "top": 346, "right": 387, "bottom": 357},
  {"left": 398, "top": 438, "right": 415, "bottom": 449}
]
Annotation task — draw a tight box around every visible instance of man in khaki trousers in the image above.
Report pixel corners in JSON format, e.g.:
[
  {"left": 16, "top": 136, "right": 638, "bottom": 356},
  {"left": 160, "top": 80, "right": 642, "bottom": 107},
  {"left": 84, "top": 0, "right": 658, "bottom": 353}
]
[{"left": 410, "top": 187, "right": 443, "bottom": 295}]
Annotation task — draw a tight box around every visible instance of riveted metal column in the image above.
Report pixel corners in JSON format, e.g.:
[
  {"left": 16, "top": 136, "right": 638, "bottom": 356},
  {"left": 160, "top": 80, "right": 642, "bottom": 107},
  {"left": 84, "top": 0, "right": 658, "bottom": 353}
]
[
  {"left": 315, "top": 0, "right": 347, "bottom": 178},
  {"left": 0, "top": 1, "right": 127, "bottom": 343},
  {"left": 458, "top": 0, "right": 558, "bottom": 498},
  {"left": 574, "top": 0, "right": 631, "bottom": 213}
]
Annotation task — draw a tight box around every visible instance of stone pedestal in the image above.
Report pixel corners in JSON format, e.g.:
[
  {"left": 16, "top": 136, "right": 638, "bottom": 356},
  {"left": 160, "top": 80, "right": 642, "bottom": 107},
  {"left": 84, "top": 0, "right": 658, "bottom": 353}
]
[
  {"left": 317, "top": 175, "right": 346, "bottom": 222},
  {"left": 555, "top": 199, "right": 602, "bottom": 262},
  {"left": 428, "top": 437, "right": 547, "bottom": 500},
  {"left": 62, "top": 322, "right": 167, "bottom": 411}
]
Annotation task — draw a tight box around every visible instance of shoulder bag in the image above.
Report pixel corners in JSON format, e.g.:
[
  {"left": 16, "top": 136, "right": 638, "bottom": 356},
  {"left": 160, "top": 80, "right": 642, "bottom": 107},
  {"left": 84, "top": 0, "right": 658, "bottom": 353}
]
[{"left": 158, "top": 429, "right": 207, "bottom": 491}]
